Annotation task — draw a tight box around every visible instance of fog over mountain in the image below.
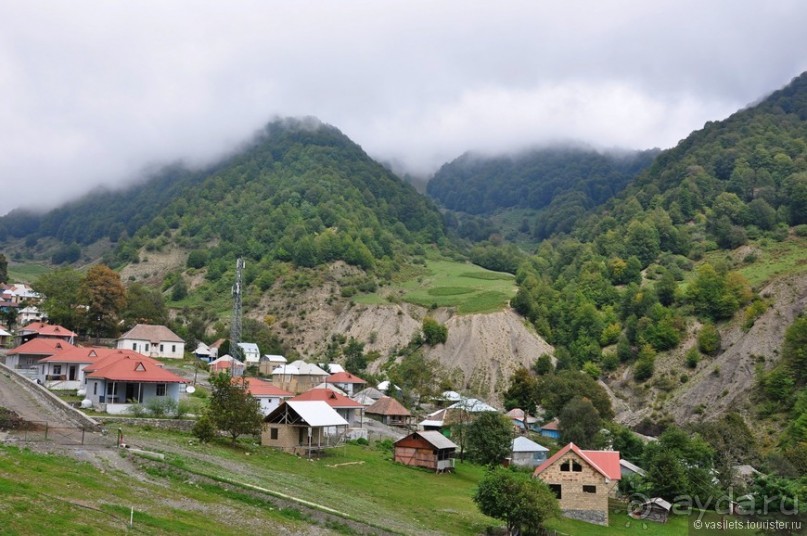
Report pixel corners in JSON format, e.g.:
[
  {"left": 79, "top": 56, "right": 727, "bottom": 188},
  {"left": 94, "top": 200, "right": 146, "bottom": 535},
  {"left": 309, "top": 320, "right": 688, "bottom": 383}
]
[{"left": 1, "top": 0, "right": 806, "bottom": 214}]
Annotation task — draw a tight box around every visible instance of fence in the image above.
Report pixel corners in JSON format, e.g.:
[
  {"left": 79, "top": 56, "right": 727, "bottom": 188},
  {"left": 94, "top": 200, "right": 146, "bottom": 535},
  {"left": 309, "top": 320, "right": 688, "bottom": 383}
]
[{"left": 15, "top": 421, "right": 115, "bottom": 447}]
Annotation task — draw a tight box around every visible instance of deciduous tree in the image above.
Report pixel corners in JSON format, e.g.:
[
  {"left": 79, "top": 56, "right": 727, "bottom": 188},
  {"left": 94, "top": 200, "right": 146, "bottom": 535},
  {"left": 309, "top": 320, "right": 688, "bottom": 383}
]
[
  {"left": 80, "top": 264, "right": 126, "bottom": 338},
  {"left": 474, "top": 468, "right": 559, "bottom": 536},
  {"left": 207, "top": 372, "right": 263, "bottom": 444}
]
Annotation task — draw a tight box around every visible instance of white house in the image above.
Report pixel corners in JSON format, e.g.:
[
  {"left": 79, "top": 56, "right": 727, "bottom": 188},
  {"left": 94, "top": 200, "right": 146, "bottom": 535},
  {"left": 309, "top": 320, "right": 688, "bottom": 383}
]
[
  {"left": 117, "top": 324, "right": 185, "bottom": 359},
  {"left": 83, "top": 351, "right": 188, "bottom": 414},
  {"left": 236, "top": 342, "right": 260, "bottom": 364},
  {"left": 240, "top": 377, "right": 294, "bottom": 416},
  {"left": 511, "top": 436, "right": 549, "bottom": 468},
  {"left": 37, "top": 346, "right": 110, "bottom": 390}
]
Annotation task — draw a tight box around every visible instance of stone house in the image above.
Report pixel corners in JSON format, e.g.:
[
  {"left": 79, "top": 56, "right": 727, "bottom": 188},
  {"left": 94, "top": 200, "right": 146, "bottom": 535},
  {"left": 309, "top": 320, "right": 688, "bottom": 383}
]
[{"left": 533, "top": 442, "right": 622, "bottom": 526}]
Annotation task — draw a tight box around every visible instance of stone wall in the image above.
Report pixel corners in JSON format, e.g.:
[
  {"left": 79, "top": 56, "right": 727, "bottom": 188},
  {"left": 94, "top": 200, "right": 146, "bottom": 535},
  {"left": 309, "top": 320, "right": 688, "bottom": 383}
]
[{"left": 97, "top": 416, "right": 196, "bottom": 432}]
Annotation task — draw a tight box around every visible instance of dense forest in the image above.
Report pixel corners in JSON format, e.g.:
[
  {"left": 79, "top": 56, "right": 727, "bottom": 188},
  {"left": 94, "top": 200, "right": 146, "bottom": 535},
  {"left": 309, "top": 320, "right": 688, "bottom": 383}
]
[{"left": 428, "top": 146, "right": 658, "bottom": 240}]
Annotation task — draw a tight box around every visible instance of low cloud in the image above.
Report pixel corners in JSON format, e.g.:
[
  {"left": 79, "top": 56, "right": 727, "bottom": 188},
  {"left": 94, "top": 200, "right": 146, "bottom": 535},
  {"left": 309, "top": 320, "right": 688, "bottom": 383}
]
[{"left": 1, "top": 1, "right": 805, "bottom": 213}]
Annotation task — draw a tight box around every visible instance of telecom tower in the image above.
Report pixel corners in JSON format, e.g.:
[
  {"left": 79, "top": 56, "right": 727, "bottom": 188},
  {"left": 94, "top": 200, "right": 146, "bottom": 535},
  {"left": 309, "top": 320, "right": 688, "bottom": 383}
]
[{"left": 230, "top": 257, "right": 244, "bottom": 362}]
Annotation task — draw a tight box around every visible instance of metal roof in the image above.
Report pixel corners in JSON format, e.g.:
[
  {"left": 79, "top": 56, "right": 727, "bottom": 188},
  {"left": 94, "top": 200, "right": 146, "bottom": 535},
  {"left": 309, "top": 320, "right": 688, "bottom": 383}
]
[
  {"left": 512, "top": 436, "right": 549, "bottom": 453},
  {"left": 412, "top": 430, "right": 458, "bottom": 450},
  {"left": 287, "top": 401, "right": 349, "bottom": 427}
]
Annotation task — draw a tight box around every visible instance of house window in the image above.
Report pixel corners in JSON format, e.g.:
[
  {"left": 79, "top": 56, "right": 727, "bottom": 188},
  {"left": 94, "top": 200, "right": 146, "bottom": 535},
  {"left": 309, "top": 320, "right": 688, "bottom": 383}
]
[
  {"left": 573, "top": 460, "right": 582, "bottom": 472},
  {"left": 145, "top": 343, "right": 150, "bottom": 352},
  {"left": 270, "top": 428, "right": 279, "bottom": 440},
  {"left": 132, "top": 343, "right": 137, "bottom": 351},
  {"left": 172, "top": 345, "right": 176, "bottom": 353},
  {"left": 561, "top": 459, "right": 583, "bottom": 472},
  {"left": 53, "top": 365, "right": 62, "bottom": 375},
  {"left": 549, "top": 484, "right": 562, "bottom": 499},
  {"left": 160, "top": 344, "right": 164, "bottom": 353},
  {"left": 93, "top": 383, "right": 97, "bottom": 395},
  {"left": 156, "top": 384, "right": 166, "bottom": 396},
  {"left": 583, "top": 485, "right": 597, "bottom": 494},
  {"left": 106, "top": 383, "right": 118, "bottom": 395}
]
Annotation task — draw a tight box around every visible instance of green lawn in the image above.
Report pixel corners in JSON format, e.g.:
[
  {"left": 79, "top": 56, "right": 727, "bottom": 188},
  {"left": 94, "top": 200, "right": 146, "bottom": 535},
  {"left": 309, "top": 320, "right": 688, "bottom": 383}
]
[{"left": 355, "top": 259, "right": 516, "bottom": 314}]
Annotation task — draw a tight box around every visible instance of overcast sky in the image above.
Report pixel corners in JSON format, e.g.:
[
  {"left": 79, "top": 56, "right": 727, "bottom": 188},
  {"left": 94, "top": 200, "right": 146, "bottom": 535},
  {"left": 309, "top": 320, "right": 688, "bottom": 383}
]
[{"left": 1, "top": 1, "right": 806, "bottom": 215}]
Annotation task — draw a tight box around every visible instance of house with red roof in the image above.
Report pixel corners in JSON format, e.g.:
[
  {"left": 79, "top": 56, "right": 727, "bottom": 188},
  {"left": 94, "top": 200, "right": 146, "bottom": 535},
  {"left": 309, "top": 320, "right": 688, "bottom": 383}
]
[
  {"left": 238, "top": 377, "right": 294, "bottom": 416},
  {"left": 533, "top": 442, "right": 621, "bottom": 526},
  {"left": 18, "top": 322, "right": 77, "bottom": 345},
  {"left": 4, "top": 338, "right": 76, "bottom": 370},
  {"left": 84, "top": 351, "right": 188, "bottom": 414},
  {"left": 36, "top": 346, "right": 110, "bottom": 390},
  {"left": 291, "top": 388, "right": 364, "bottom": 428},
  {"left": 325, "top": 371, "right": 366, "bottom": 396}
]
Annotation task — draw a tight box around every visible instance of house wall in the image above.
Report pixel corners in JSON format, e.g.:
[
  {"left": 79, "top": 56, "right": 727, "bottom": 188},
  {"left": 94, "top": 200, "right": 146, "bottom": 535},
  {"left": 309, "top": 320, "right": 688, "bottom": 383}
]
[
  {"left": 512, "top": 450, "right": 547, "bottom": 468},
  {"left": 261, "top": 424, "right": 303, "bottom": 450},
  {"left": 38, "top": 362, "right": 88, "bottom": 390},
  {"left": 86, "top": 380, "right": 183, "bottom": 413},
  {"left": 535, "top": 452, "right": 616, "bottom": 526},
  {"left": 117, "top": 338, "right": 184, "bottom": 359},
  {"left": 394, "top": 446, "right": 437, "bottom": 470},
  {"left": 257, "top": 396, "right": 286, "bottom": 416}
]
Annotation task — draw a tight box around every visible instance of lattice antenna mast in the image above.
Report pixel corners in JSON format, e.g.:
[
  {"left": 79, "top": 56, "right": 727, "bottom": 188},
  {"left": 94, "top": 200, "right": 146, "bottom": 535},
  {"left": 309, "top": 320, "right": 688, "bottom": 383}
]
[{"left": 229, "top": 257, "right": 245, "bottom": 362}]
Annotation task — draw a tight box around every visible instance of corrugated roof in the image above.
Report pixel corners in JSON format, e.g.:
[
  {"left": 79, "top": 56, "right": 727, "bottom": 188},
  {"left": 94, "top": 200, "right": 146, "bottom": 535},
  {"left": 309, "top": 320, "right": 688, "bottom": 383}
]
[
  {"left": 327, "top": 371, "right": 367, "bottom": 384},
  {"left": 286, "top": 400, "right": 349, "bottom": 427},
  {"left": 119, "top": 324, "right": 184, "bottom": 343},
  {"left": 512, "top": 436, "right": 548, "bottom": 453},
  {"left": 407, "top": 430, "right": 458, "bottom": 450},
  {"left": 38, "top": 347, "right": 108, "bottom": 364},
  {"left": 240, "top": 377, "right": 293, "bottom": 397},
  {"left": 289, "top": 360, "right": 329, "bottom": 376},
  {"left": 19, "top": 322, "right": 77, "bottom": 338},
  {"left": 291, "top": 388, "right": 363, "bottom": 408}
]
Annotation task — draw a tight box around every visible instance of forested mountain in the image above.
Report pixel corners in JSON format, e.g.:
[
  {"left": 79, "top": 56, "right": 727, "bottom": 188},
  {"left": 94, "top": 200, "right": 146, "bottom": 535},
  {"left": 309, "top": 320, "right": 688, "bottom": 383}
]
[
  {"left": 1, "top": 119, "right": 446, "bottom": 275},
  {"left": 427, "top": 146, "right": 658, "bottom": 240}
]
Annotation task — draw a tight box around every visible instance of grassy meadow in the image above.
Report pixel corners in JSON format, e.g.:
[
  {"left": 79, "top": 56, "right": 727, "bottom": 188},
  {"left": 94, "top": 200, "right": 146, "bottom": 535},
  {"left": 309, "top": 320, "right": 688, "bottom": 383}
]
[
  {"left": 7, "top": 261, "right": 51, "bottom": 285},
  {"left": 355, "top": 259, "right": 516, "bottom": 314},
  {"left": 0, "top": 428, "right": 763, "bottom": 535}
]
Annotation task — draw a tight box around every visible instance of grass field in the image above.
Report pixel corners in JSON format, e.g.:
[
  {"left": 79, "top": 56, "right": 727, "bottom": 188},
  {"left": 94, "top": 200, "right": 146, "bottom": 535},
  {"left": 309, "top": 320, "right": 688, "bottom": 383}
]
[
  {"left": 355, "top": 259, "right": 516, "bottom": 314},
  {"left": 0, "top": 444, "right": 317, "bottom": 535},
  {"left": 0, "top": 428, "right": 768, "bottom": 535},
  {"left": 702, "top": 235, "right": 807, "bottom": 289},
  {"left": 7, "top": 261, "right": 51, "bottom": 284}
]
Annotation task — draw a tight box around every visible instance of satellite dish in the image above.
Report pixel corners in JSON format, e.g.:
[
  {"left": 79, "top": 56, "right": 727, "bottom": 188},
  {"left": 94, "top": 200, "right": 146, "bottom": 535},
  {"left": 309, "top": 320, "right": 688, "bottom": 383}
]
[{"left": 186, "top": 385, "right": 196, "bottom": 394}]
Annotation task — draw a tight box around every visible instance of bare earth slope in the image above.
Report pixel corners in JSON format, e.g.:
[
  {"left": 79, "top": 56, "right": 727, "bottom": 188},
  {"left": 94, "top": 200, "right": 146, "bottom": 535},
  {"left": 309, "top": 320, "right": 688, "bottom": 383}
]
[{"left": 611, "top": 273, "right": 807, "bottom": 427}]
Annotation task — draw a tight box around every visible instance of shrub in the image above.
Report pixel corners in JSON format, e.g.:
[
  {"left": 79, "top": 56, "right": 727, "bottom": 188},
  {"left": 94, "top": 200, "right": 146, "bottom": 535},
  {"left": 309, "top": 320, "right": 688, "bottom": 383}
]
[
  {"left": 147, "top": 397, "right": 177, "bottom": 418},
  {"left": 685, "top": 347, "right": 700, "bottom": 369},
  {"left": 193, "top": 412, "right": 216, "bottom": 443},
  {"left": 127, "top": 401, "right": 148, "bottom": 418},
  {"left": 697, "top": 323, "right": 721, "bottom": 355}
]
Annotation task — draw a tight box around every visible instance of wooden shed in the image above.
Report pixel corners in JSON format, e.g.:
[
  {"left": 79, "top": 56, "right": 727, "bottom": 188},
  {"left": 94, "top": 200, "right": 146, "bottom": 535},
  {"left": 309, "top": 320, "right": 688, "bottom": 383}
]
[
  {"left": 631, "top": 497, "right": 672, "bottom": 523},
  {"left": 394, "top": 431, "right": 458, "bottom": 473}
]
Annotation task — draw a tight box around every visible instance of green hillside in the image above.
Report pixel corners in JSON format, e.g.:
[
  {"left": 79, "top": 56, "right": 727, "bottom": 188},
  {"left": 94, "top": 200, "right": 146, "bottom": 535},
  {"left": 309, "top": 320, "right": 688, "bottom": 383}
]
[{"left": 427, "top": 146, "right": 658, "bottom": 241}]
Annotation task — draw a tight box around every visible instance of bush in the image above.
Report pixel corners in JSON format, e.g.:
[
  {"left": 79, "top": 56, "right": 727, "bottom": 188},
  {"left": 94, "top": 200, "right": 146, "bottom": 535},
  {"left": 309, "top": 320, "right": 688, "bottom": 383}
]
[
  {"left": 193, "top": 412, "right": 216, "bottom": 443},
  {"left": 685, "top": 346, "right": 700, "bottom": 369},
  {"left": 697, "top": 323, "right": 721, "bottom": 355},
  {"left": 127, "top": 401, "right": 148, "bottom": 417},
  {"left": 147, "top": 397, "right": 178, "bottom": 418}
]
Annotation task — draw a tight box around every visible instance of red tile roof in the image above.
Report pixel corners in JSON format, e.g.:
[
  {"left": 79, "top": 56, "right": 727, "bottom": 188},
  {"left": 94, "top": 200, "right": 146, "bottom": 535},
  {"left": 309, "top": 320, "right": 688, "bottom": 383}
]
[
  {"left": 291, "top": 388, "right": 363, "bottom": 408},
  {"left": 20, "top": 322, "right": 77, "bottom": 338},
  {"left": 533, "top": 442, "right": 621, "bottom": 481},
  {"left": 38, "top": 347, "right": 109, "bottom": 364},
  {"left": 86, "top": 354, "right": 188, "bottom": 383},
  {"left": 327, "top": 371, "right": 367, "bottom": 384},
  {"left": 83, "top": 349, "right": 150, "bottom": 374},
  {"left": 236, "top": 377, "right": 293, "bottom": 398},
  {"left": 8, "top": 338, "right": 76, "bottom": 356}
]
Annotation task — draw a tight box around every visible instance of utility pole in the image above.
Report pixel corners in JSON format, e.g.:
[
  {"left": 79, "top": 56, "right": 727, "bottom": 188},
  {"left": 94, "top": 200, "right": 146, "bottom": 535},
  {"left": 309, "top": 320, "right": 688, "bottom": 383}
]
[{"left": 230, "top": 257, "right": 244, "bottom": 364}]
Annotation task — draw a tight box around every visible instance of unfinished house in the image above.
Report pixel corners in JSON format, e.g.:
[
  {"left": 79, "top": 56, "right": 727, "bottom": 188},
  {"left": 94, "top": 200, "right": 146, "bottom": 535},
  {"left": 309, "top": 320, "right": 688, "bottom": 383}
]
[
  {"left": 394, "top": 431, "right": 458, "bottom": 473},
  {"left": 533, "top": 442, "right": 622, "bottom": 526},
  {"left": 261, "top": 400, "right": 349, "bottom": 458}
]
